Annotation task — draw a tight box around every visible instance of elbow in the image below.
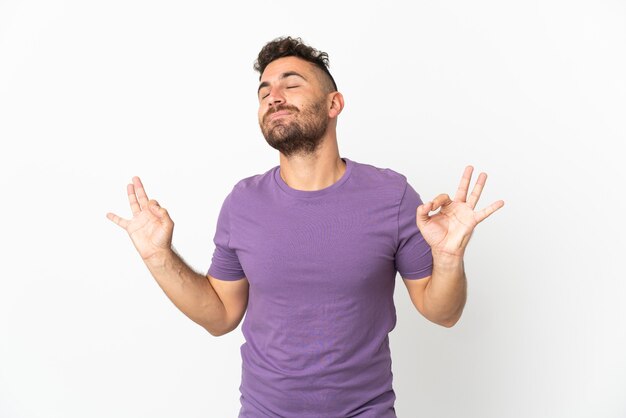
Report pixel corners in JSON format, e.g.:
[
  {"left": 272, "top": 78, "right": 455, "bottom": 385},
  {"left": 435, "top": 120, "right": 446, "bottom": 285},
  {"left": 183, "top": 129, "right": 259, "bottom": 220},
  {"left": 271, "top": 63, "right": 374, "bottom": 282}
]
[
  {"left": 416, "top": 305, "right": 462, "bottom": 328},
  {"left": 438, "top": 311, "right": 463, "bottom": 328},
  {"left": 205, "top": 327, "right": 230, "bottom": 337},
  {"left": 206, "top": 328, "right": 226, "bottom": 337},
  {"left": 205, "top": 324, "right": 231, "bottom": 337},
  {"left": 200, "top": 320, "right": 228, "bottom": 337},
  {"left": 204, "top": 320, "right": 237, "bottom": 337},
  {"left": 430, "top": 300, "right": 465, "bottom": 328},
  {"left": 423, "top": 307, "right": 463, "bottom": 328},
  {"left": 439, "top": 318, "right": 459, "bottom": 328}
]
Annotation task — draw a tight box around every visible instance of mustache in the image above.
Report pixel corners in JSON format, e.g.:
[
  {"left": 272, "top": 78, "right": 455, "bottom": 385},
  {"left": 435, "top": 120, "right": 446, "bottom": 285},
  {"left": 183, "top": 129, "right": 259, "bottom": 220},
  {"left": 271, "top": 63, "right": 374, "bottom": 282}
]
[{"left": 263, "top": 104, "right": 299, "bottom": 124}]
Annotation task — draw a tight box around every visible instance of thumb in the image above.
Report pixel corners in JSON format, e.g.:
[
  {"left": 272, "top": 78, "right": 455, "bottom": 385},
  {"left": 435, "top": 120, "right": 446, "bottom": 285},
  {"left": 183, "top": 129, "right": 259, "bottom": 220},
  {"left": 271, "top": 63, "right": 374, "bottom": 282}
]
[
  {"left": 148, "top": 200, "right": 168, "bottom": 218},
  {"left": 416, "top": 201, "right": 432, "bottom": 227}
]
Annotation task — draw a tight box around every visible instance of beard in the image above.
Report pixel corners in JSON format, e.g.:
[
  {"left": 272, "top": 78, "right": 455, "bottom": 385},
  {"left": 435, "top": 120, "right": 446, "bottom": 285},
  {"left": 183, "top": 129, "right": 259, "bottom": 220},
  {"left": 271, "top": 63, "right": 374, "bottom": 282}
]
[{"left": 260, "top": 98, "right": 329, "bottom": 158}]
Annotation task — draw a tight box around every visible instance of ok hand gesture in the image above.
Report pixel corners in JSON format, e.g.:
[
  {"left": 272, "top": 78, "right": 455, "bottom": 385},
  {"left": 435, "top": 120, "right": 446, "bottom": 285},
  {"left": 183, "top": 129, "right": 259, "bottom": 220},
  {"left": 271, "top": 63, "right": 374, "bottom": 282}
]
[
  {"left": 107, "top": 177, "right": 174, "bottom": 262},
  {"left": 416, "top": 166, "right": 504, "bottom": 259}
]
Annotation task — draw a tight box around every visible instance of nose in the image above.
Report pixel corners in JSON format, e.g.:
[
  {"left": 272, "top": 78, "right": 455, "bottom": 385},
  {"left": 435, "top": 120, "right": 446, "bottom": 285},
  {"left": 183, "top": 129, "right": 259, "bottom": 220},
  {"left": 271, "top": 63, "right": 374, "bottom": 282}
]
[{"left": 267, "top": 87, "right": 285, "bottom": 108}]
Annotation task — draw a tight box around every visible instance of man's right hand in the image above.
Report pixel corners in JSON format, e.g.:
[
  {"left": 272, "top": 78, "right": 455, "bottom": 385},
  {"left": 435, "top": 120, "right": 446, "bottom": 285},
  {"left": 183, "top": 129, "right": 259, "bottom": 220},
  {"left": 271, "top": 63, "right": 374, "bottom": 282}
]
[{"left": 107, "top": 176, "right": 174, "bottom": 262}]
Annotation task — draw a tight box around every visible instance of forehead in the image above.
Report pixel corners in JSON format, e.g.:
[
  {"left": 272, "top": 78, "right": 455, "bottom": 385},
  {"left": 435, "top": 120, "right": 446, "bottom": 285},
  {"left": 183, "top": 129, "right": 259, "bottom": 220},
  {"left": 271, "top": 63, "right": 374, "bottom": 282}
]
[{"left": 260, "top": 56, "right": 318, "bottom": 83}]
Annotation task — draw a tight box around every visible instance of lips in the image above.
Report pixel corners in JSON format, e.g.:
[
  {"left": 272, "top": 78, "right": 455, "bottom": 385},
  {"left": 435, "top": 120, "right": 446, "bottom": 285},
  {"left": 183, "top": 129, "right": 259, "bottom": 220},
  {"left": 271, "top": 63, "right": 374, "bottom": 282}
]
[
  {"left": 269, "top": 110, "right": 291, "bottom": 120},
  {"left": 264, "top": 105, "right": 299, "bottom": 124}
]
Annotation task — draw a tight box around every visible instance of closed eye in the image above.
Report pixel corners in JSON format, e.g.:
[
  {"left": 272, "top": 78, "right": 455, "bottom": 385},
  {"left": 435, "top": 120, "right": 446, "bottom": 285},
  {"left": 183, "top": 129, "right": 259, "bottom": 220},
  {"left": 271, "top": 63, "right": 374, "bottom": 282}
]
[{"left": 259, "top": 85, "right": 299, "bottom": 101}]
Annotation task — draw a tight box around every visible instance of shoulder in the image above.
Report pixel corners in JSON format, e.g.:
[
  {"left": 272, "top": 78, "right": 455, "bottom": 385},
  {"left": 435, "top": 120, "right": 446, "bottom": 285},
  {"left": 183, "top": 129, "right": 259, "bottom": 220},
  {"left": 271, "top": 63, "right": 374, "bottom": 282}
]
[
  {"left": 349, "top": 158, "right": 409, "bottom": 199},
  {"left": 227, "top": 165, "right": 279, "bottom": 202},
  {"left": 351, "top": 158, "right": 408, "bottom": 183}
]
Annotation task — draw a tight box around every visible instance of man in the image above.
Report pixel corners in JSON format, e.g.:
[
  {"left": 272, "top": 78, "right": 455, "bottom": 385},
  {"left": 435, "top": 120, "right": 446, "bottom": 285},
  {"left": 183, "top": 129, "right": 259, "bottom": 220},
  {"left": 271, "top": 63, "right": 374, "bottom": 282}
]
[{"left": 107, "top": 36, "right": 504, "bottom": 417}]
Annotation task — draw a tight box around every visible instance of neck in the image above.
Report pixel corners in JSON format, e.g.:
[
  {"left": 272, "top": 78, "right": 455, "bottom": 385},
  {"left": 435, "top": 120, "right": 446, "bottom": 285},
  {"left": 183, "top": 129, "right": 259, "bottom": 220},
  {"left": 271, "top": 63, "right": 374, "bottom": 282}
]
[{"left": 278, "top": 134, "right": 346, "bottom": 191}]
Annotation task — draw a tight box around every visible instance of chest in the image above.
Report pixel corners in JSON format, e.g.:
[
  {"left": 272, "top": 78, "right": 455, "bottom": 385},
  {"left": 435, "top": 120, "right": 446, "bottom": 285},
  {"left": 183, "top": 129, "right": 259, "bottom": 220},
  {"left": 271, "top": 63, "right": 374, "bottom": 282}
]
[{"left": 229, "top": 196, "right": 399, "bottom": 295}]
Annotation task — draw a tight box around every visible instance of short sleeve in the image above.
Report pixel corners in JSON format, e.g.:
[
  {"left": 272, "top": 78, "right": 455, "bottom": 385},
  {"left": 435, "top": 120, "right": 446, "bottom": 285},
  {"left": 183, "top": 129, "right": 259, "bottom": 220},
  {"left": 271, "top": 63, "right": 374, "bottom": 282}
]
[
  {"left": 395, "top": 181, "right": 433, "bottom": 279},
  {"left": 207, "top": 191, "right": 246, "bottom": 281}
]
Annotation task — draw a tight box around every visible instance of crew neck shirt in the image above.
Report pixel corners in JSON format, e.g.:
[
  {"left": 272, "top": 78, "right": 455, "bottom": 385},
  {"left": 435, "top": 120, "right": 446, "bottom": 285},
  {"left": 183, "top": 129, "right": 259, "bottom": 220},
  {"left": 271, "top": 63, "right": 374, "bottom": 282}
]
[{"left": 208, "top": 157, "right": 433, "bottom": 417}]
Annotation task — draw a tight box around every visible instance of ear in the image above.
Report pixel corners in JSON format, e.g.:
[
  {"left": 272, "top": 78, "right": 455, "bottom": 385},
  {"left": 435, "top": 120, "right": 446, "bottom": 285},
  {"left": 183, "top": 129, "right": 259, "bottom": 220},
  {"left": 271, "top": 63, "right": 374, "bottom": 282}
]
[{"left": 327, "top": 91, "right": 344, "bottom": 119}]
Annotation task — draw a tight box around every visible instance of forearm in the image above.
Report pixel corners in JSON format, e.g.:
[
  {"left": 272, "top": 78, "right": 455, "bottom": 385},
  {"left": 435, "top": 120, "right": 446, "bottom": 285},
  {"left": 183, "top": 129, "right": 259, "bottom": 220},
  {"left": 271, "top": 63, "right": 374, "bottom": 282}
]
[
  {"left": 144, "top": 248, "right": 228, "bottom": 335},
  {"left": 423, "top": 255, "right": 467, "bottom": 327}
]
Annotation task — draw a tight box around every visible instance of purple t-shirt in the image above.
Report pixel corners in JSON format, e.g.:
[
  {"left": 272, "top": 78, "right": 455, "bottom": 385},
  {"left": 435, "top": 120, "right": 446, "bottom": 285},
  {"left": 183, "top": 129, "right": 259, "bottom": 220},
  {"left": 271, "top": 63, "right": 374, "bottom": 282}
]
[{"left": 208, "top": 157, "right": 433, "bottom": 417}]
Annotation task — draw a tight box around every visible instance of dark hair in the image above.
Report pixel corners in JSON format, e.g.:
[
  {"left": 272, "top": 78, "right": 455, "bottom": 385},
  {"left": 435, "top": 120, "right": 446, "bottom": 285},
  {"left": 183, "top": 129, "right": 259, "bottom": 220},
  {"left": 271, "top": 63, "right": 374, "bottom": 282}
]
[{"left": 254, "top": 36, "right": 338, "bottom": 92}]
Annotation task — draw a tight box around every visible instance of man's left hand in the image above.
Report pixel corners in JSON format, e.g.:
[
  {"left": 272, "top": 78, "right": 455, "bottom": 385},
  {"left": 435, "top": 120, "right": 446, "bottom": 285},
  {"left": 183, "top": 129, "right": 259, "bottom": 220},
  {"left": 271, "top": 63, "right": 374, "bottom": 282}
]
[{"left": 416, "top": 166, "right": 504, "bottom": 259}]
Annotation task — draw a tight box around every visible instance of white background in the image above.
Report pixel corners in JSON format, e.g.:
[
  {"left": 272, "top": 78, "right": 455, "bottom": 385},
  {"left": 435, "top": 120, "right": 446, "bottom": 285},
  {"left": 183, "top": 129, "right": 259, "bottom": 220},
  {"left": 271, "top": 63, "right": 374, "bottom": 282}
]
[{"left": 1, "top": 1, "right": 625, "bottom": 417}]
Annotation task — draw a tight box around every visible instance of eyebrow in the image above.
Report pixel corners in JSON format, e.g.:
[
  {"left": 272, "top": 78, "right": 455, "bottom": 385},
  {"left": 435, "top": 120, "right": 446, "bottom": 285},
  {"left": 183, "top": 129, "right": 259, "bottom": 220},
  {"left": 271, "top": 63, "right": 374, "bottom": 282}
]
[{"left": 258, "top": 71, "right": 308, "bottom": 95}]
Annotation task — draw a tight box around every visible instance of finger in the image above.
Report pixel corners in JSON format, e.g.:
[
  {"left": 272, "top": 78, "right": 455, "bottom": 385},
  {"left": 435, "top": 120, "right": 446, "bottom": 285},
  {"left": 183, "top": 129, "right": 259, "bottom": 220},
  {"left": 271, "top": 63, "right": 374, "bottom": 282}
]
[
  {"left": 453, "top": 166, "right": 474, "bottom": 202},
  {"left": 416, "top": 202, "right": 432, "bottom": 229},
  {"left": 149, "top": 200, "right": 169, "bottom": 219},
  {"left": 148, "top": 199, "right": 161, "bottom": 214},
  {"left": 475, "top": 200, "right": 505, "bottom": 224},
  {"left": 467, "top": 172, "right": 487, "bottom": 209},
  {"left": 431, "top": 193, "right": 451, "bottom": 212},
  {"left": 417, "top": 201, "right": 433, "bottom": 219},
  {"left": 127, "top": 183, "right": 141, "bottom": 215},
  {"left": 106, "top": 212, "right": 129, "bottom": 229},
  {"left": 132, "top": 176, "right": 150, "bottom": 209}
]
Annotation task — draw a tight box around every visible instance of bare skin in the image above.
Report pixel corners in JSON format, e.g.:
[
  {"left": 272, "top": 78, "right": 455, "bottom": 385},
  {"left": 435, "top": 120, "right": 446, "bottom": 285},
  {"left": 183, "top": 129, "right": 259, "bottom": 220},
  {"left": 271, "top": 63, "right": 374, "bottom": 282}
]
[
  {"left": 417, "top": 165, "right": 505, "bottom": 260},
  {"left": 107, "top": 176, "right": 173, "bottom": 262},
  {"left": 107, "top": 56, "right": 504, "bottom": 331},
  {"left": 403, "top": 166, "right": 504, "bottom": 327},
  {"left": 106, "top": 177, "right": 247, "bottom": 336},
  {"left": 257, "top": 56, "right": 345, "bottom": 191}
]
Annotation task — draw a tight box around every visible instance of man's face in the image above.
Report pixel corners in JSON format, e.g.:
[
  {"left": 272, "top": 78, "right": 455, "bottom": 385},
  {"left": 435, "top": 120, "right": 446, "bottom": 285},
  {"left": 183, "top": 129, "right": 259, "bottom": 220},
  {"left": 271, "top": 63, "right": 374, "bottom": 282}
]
[{"left": 257, "top": 57, "right": 331, "bottom": 157}]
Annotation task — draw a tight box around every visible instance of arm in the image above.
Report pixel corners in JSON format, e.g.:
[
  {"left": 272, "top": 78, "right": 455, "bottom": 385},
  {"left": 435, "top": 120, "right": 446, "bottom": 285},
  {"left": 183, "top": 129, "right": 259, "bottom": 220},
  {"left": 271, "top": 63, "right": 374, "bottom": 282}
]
[
  {"left": 406, "top": 166, "right": 503, "bottom": 327},
  {"left": 107, "top": 176, "right": 248, "bottom": 336},
  {"left": 403, "top": 258, "right": 466, "bottom": 328},
  {"left": 144, "top": 249, "right": 248, "bottom": 336}
]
